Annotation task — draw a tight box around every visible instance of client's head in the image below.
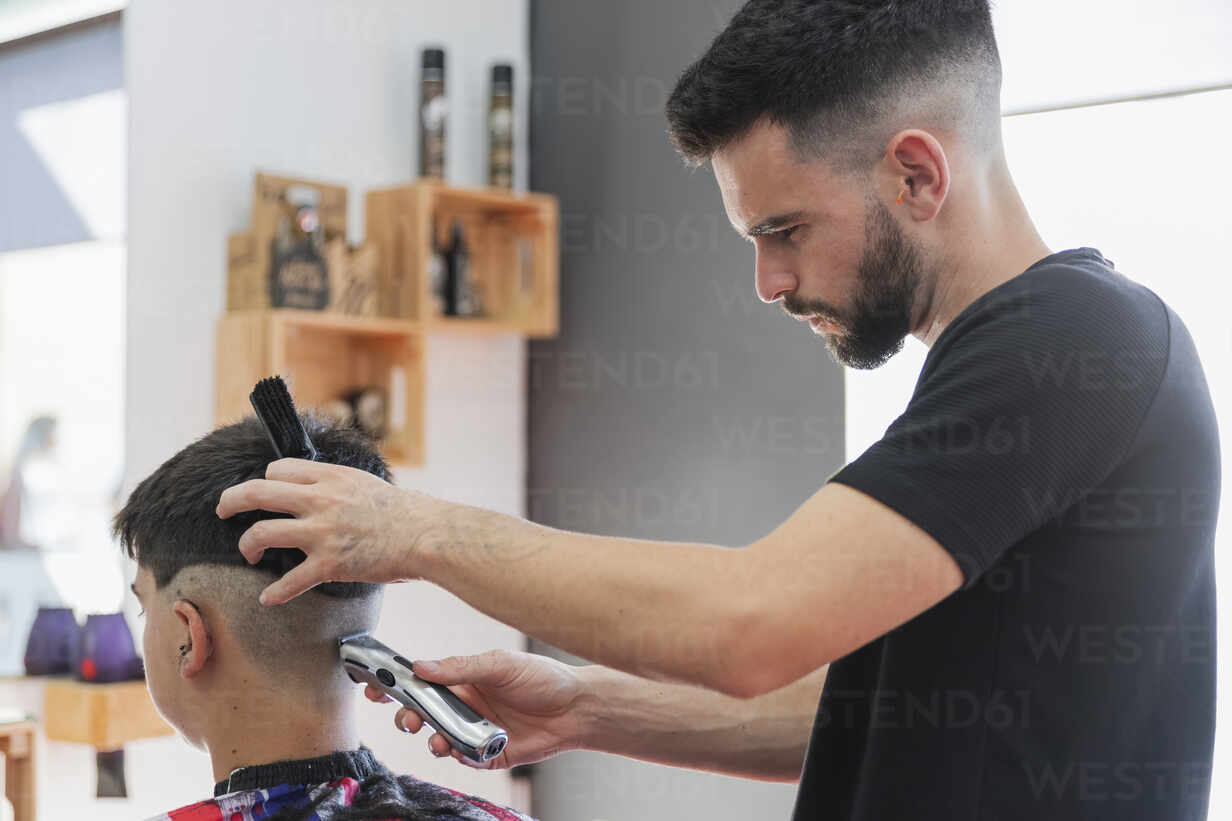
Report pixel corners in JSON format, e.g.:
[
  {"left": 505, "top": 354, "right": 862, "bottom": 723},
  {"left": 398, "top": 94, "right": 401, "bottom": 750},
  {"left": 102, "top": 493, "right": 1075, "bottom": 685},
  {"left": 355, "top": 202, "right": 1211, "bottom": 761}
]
[{"left": 114, "top": 415, "right": 390, "bottom": 752}]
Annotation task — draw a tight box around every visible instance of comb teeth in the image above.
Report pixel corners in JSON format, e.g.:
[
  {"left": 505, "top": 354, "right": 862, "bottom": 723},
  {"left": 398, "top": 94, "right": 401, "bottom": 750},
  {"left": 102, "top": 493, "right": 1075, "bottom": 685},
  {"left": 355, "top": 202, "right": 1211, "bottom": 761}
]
[{"left": 249, "top": 376, "right": 318, "bottom": 460}]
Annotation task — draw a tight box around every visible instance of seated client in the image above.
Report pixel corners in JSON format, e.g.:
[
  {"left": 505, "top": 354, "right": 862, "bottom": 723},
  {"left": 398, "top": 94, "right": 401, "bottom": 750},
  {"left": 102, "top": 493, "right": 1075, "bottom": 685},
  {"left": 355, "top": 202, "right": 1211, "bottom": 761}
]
[{"left": 115, "top": 415, "right": 534, "bottom": 821}]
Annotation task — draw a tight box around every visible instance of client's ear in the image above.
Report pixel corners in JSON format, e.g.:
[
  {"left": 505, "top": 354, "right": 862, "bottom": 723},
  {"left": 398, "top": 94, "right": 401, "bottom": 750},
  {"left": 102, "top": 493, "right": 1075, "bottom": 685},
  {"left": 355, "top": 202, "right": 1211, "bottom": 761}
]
[{"left": 172, "top": 599, "right": 214, "bottom": 678}]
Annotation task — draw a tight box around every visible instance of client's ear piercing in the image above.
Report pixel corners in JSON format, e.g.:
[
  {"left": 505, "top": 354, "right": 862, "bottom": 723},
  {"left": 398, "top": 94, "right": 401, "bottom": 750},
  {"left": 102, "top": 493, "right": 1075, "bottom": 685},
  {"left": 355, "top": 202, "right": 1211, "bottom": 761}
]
[{"left": 897, "top": 178, "right": 914, "bottom": 205}]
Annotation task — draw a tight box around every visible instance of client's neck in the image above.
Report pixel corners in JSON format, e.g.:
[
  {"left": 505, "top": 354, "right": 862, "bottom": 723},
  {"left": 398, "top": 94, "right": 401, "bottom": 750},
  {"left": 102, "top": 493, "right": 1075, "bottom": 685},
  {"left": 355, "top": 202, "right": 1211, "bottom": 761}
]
[{"left": 201, "top": 668, "right": 359, "bottom": 784}]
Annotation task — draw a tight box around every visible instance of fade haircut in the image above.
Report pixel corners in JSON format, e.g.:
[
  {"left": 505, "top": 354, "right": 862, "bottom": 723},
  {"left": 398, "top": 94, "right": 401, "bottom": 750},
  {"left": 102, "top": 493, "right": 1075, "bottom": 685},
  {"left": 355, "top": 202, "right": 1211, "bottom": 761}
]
[
  {"left": 114, "top": 416, "right": 391, "bottom": 687},
  {"left": 665, "top": 0, "right": 1003, "bottom": 176},
  {"left": 115, "top": 415, "right": 389, "bottom": 596}
]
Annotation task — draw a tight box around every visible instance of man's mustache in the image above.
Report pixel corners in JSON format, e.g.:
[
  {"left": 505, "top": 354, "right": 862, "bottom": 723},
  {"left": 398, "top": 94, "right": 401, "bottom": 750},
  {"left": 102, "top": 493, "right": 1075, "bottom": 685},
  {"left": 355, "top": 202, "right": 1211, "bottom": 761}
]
[{"left": 782, "top": 295, "right": 843, "bottom": 323}]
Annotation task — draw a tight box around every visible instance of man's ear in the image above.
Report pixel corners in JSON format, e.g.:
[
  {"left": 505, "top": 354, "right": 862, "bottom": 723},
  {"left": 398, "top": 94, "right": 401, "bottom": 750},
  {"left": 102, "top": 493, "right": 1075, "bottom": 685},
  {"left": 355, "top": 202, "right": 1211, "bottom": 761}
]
[{"left": 172, "top": 599, "right": 214, "bottom": 679}]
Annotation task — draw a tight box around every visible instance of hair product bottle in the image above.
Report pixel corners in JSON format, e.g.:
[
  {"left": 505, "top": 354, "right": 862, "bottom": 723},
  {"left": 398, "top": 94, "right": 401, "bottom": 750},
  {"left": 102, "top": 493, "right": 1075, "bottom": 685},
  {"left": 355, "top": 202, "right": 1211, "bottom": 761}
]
[
  {"left": 428, "top": 216, "right": 447, "bottom": 315},
  {"left": 488, "top": 64, "right": 514, "bottom": 189},
  {"left": 270, "top": 185, "right": 330, "bottom": 310},
  {"left": 444, "top": 221, "right": 480, "bottom": 317},
  {"left": 419, "top": 48, "right": 447, "bottom": 179}
]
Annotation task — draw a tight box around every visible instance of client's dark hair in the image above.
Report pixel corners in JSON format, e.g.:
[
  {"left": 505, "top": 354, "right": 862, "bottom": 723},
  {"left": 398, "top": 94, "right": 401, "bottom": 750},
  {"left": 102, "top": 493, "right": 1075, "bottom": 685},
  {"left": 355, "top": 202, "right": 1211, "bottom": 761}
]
[
  {"left": 114, "top": 414, "right": 389, "bottom": 598},
  {"left": 665, "top": 0, "right": 1003, "bottom": 174}
]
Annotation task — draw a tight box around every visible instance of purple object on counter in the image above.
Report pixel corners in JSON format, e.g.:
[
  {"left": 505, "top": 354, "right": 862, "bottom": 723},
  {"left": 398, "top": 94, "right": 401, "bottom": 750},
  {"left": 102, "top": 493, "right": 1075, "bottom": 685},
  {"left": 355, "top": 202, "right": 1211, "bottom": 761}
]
[
  {"left": 24, "top": 606, "right": 78, "bottom": 675},
  {"left": 76, "top": 612, "right": 143, "bottom": 683}
]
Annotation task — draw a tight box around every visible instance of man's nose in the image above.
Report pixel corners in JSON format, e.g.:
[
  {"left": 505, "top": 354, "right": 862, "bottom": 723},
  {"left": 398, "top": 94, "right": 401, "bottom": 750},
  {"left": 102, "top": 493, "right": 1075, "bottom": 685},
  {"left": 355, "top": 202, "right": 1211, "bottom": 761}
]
[{"left": 754, "top": 251, "right": 797, "bottom": 304}]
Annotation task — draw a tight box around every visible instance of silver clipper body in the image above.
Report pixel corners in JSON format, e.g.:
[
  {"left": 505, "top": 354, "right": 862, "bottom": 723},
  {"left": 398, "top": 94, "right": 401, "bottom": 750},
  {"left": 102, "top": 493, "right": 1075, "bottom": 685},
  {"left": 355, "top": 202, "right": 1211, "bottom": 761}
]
[{"left": 339, "top": 633, "right": 508, "bottom": 763}]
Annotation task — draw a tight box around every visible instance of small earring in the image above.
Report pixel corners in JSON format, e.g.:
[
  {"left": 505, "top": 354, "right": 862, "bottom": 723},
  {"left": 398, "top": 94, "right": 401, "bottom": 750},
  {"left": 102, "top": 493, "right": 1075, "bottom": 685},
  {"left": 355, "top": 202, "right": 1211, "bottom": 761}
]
[{"left": 897, "top": 191, "right": 905, "bottom": 204}]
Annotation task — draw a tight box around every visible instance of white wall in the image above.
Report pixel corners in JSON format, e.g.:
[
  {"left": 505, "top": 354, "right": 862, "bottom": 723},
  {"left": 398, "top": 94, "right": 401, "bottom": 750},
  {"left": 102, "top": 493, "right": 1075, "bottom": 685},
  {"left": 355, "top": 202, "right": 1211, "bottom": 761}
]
[{"left": 125, "top": 0, "right": 531, "bottom": 813}]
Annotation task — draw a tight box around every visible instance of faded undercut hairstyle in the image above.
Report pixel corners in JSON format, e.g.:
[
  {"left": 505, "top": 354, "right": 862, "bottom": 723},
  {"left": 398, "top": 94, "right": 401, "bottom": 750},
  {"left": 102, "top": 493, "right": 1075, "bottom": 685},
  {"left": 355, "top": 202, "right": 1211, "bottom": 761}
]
[
  {"left": 115, "top": 415, "right": 389, "bottom": 594},
  {"left": 114, "top": 416, "right": 391, "bottom": 687},
  {"left": 665, "top": 0, "right": 1003, "bottom": 176}
]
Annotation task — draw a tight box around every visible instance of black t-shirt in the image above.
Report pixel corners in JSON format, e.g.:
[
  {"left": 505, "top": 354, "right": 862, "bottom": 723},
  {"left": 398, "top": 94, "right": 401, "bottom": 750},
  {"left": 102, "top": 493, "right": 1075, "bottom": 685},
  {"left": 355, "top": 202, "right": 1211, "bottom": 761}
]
[{"left": 792, "top": 248, "right": 1219, "bottom": 821}]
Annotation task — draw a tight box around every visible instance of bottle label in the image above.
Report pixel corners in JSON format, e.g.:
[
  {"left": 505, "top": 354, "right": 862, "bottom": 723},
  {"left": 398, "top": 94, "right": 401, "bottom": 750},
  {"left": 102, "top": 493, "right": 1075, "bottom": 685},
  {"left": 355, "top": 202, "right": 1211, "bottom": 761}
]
[
  {"left": 423, "top": 96, "right": 448, "bottom": 131},
  {"left": 489, "top": 108, "right": 513, "bottom": 138}
]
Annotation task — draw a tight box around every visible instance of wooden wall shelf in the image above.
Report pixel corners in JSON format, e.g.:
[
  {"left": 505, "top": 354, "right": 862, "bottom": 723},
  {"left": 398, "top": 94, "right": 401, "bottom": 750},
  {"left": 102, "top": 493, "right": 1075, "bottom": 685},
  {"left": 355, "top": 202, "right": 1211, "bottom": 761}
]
[
  {"left": 216, "top": 310, "right": 425, "bottom": 465},
  {"left": 218, "top": 179, "right": 559, "bottom": 467},
  {"left": 367, "top": 181, "right": 559, "bottom": 336},
  {"left": 43, "top": 679, "right": 172, "bottom": 751}
]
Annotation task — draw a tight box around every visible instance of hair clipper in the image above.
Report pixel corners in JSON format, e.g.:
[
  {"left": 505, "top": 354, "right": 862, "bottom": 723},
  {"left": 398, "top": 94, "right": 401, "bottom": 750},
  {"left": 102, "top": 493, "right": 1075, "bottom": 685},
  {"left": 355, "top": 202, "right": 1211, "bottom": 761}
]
[{"left": 340, "top": 633, "right": 508, "bottom": 763}]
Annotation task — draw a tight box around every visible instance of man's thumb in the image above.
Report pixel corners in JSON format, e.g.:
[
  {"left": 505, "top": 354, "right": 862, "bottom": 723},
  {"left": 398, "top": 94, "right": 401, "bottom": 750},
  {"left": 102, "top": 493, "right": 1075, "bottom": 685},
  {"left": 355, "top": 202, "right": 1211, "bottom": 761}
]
[
  {"left": 413, "top": 651, "right": 503, "bottom": 685},
  {"left": 411, "top": 657, "right": 463, "bottom": 683}
]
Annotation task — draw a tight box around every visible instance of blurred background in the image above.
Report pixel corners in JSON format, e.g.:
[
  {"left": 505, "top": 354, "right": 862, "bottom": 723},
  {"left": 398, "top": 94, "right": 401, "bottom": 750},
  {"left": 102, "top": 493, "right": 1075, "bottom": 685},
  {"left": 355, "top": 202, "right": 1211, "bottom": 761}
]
[{"left": 0, "top": 0, "right": 1228, "bottom": 819}]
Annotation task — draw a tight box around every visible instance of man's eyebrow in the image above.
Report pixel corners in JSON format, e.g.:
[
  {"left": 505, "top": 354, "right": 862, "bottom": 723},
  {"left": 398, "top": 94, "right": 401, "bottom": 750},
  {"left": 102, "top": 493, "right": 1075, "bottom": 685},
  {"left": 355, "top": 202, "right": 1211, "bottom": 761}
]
[
  {"left": 130, "top": 582, "right": 140, "bottom": 599},
  {"left": 744, "top": 210, "right": 810, "bottom": 238}
]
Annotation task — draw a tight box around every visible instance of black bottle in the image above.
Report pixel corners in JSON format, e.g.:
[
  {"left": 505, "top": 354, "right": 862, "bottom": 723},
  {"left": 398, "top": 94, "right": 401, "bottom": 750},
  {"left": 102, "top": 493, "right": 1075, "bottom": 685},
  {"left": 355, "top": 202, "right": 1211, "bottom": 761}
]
[{"left": 419, "top": 48, "right": 447, "bottom": 179}]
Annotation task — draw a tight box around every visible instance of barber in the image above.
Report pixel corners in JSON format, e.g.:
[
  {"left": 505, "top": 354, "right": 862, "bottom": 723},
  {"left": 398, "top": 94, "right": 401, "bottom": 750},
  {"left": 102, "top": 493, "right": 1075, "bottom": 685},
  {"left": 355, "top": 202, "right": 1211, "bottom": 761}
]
[{"left": 216, "top": 2, "right": 1218, "bottom": 819}]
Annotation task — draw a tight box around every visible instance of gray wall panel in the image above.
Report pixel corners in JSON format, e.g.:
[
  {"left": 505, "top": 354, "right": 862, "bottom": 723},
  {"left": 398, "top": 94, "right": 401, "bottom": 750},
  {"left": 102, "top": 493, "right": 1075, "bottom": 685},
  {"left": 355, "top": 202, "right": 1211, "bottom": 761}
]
[{"left": 528, "top": 1, "right": 845, "bottom": 817}]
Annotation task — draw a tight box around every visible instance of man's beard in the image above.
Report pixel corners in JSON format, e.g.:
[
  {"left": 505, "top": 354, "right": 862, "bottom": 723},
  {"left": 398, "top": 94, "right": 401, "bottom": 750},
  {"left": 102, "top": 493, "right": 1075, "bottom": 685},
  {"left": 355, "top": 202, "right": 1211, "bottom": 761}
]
[{"left": 783, "top": 197, "right": 925, "bottom": 370}]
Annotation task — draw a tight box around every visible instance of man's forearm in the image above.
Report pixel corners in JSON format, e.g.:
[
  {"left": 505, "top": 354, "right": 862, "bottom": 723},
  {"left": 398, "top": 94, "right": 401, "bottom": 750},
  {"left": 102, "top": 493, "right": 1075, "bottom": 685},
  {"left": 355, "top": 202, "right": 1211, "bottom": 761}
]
[
  {"left": 422, "top": 501, "right": 754, "bottom": 695},
  {"left": 573, "top": 663, "right": 827, "bottom": 781}
]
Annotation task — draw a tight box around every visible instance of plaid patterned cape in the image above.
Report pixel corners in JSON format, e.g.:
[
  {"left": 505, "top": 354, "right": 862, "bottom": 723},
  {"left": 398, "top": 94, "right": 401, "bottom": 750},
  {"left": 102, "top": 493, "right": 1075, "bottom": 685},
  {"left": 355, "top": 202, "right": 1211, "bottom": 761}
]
[{"left": 145, "top": 775, "right": 536, "bottom": 821}]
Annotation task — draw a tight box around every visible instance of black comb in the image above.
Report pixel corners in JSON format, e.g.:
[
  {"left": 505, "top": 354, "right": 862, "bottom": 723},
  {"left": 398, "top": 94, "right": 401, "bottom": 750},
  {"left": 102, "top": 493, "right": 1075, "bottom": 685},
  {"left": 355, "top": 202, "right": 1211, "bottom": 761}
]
[{"left": 249, "top": 376, "right": 318, "bottom": 461}]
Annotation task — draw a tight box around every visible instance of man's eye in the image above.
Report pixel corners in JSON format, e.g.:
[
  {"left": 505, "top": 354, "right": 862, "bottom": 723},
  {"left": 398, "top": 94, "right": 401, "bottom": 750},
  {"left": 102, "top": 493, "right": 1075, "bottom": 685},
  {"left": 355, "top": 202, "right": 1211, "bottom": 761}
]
[
  {"left": 779, "top": 225, "right": 801, "bottom": 242},
  {"left": 137, "top": 608, "right": 146, "bottom": 618}
]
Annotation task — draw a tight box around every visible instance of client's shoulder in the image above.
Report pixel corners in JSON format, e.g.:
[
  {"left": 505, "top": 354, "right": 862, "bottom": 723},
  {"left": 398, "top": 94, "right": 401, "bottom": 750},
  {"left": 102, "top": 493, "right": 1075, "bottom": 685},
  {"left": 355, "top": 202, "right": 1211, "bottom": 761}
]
[{"left": 352, "top": 767, "right": 538, "bottom": 821}]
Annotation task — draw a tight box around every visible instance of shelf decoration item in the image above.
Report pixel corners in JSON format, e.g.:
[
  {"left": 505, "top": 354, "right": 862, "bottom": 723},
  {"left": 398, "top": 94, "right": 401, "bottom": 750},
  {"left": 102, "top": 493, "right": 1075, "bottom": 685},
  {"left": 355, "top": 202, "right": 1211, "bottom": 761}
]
[
  {"left": 444, "top": 220, "right": 481, "bottom": 317},
  {"left": 419, "top": 47, "right": 447, "bottom": 179},
  {"left": 345, "top": 386, "right": 389, "bottom": 440},
  {"left": 23, "top": 606, "right": 76, "bottom": 676},
  {"left": 226, "top": 173, "right": 349, "bottom": 312},
  {"left": 75, "top": 613, "right": 143, "bottom": 684},
  {"left": 488, "top": 64, "right": 514, "bottom": 189},
  {"left": 325, "top": 239, "right": 380, "bottom": 316},
  {"left": 270, "top": 184, "right": 330, "bottom": 310}
]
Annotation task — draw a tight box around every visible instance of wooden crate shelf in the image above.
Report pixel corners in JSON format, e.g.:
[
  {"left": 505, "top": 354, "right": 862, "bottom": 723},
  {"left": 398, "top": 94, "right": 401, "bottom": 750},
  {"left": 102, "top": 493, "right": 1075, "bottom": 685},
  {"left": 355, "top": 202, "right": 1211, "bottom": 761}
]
[
  {"left": 216, "top": 310, "right": 425, "bottom": 465},
  {"left": 218, "top": 179, "right": 558, "bottom": 469},
  {"left": 366, "top": 181, "right": 559, "bottom": 336},
  {"left": 43, "top": 679, "right": 172, "bottom": 750}
]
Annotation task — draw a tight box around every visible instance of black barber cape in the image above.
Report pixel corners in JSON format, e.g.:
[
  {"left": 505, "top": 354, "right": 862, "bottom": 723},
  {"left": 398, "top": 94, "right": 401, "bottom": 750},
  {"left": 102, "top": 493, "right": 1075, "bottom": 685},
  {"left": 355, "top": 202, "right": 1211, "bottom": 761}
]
[{"left": 792, "top": 248, "right": 1218, "bottom": 821}]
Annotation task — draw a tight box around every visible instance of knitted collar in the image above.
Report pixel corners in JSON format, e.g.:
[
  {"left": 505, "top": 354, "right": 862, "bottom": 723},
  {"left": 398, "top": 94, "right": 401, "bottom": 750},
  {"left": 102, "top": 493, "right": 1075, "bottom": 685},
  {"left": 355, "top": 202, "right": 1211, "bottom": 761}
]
[{"left": 214, "top": 747, "right": 378, "bottom": 797}]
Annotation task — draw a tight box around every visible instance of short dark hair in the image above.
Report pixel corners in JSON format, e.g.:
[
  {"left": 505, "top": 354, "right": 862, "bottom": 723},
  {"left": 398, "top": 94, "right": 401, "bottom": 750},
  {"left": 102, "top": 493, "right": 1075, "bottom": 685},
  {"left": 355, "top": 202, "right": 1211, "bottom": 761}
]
[
  {"left": 114, "top": 415, "right": 390, "bottom": 597},
  {"left": 665, "top": 0, "right": 1003, "bottom": 173}
]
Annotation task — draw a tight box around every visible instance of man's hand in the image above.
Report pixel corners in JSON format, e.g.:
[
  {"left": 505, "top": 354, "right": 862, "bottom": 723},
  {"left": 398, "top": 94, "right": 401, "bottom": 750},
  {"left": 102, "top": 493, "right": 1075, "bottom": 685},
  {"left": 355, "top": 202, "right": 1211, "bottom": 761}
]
[
  {"left": 216, "top": 458, "right": 443, "bottom": 604},
  {"left": 363, "top": 649, "right": 587, "bottom": 770},
  {"left": 363, "top": 649, "right": 825, "bottom": 780}
]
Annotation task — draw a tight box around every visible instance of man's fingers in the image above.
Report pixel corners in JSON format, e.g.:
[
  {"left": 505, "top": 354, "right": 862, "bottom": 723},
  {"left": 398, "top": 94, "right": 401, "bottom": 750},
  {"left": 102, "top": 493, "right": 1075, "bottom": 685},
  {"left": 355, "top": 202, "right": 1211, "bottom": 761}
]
[
  {"left": 265, "top": 457, "right": 328, "bottom": 485},
  {"left": 216, "top": 478, "right": 311, "bottom": 520},
  {"left": 452, "top": 748, "right": 492, "bottom": 769},
  {"left": 395, "top": 707, "right": 424, "bottom": 733},
  {"left": 258, "top": 560, "right": 324, "bottom": 606},
  {"left": 236, "top": 517, "right": 321, "bottom": 565},
  {"left": 413, "top": 650, "right": 511, "bottom": 687},
  {"left": 428, "top": 734, "right": 492, "bottom": 768},
  {"left": 364, "top": 684, "right": 393, "bottom": 704}
]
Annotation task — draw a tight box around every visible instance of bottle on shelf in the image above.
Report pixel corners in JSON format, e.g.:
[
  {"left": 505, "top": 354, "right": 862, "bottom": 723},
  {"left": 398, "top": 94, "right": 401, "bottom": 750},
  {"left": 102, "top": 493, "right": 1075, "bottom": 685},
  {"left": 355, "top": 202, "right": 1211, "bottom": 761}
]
[
  {"left": 419, "top": 47, "right": 447, "bottom": 180},
  {"left": 428, "top": 216, "right": 447, "bottom": 316},
  {"left": 270, "top": 184, "right": 330, "bottom": 310},
  {"left": 488, "top": 64, "right": 514, "bottom": 189},
  {"left": 444, "top": 220, "right": 482, "bottom": 317}
]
